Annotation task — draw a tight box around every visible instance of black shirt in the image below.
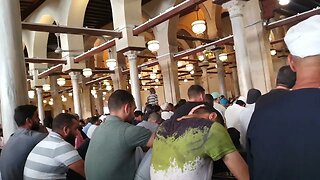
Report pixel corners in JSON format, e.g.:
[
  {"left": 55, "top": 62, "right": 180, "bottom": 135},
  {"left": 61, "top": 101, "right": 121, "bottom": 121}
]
[
  {"left": 171, "top": 101, "right": 204, "bottom": 120},
  {"left": 247, "top": 88, "right": 320, "bottom": 180}
]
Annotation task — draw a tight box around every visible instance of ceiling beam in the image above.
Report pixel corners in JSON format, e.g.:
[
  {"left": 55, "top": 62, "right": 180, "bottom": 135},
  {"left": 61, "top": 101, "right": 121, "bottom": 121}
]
[
  {"left": 265, "top": 7, "right": 320, "bottom": 30},
  {"left": 22, "top": 22, "right": 122, "bottom": 38},
  {"left": 74, "top": 39, "right": 116, "bottom": 63},
  {"left": 122, "top": 59, "right": 159, "bottom": 73},
  {"left": 85, "top": 76, "right": 111, "bottom": 86},
  {"left": 92, "top": 70, "right": 115, "bottom": 74},
  {"left": 133, "top": 0, "right": 207, "bottom": 35},
  {"left": 38, "top": 64, "right": 63, "bottom": 79},
  {"left": 174, "top": 35, "right": 234, "bottom": 59},
  {"left": 21, "top": 0, "right": 46, "bottom": 21},
  {"left": 177, "top": 35, "right": 214, "bottom": 43},
  {"left": 25, "top": 57, "right": 67, "bottom": 64}
]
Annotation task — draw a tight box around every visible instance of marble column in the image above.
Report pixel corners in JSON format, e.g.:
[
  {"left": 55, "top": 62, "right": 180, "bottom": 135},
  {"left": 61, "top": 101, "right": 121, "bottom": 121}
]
[
  {"left": 0, "top": 0, "right": 29, "bottom": 141},
  {"left": 36, "top": 88, "right": 45, "bottom": 124},
  {"left": 214, "top": 51, "right": 228, "bottom": 96},
  {"left": 50, "top": 76, "right": 63, "bottom": 117},
  {"left": 200, "top": 61, "right": 210, "bottom": 93},
  {"left": 158, "top": 53, "right": 181, "bottom": 105},
  {"left": 124, "top": 51, "right": 142, "bottom": 110},
  {"left": 96, "top": 90, "right": 104, "bottom": 115},
  {"left": 231, "top": 66, "right": 241, "bottom": 97},
  {"left": 70, "top": 72, "right": 82, "bottom": 118},
  {"left": 223, "top": 0, "right": 253, "bottom": 96}
]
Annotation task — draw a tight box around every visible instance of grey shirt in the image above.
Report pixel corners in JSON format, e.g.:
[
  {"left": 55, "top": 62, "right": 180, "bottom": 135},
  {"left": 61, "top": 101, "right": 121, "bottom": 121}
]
[{"left": 0, "top": 128, "right": 47, "bottom": 180}]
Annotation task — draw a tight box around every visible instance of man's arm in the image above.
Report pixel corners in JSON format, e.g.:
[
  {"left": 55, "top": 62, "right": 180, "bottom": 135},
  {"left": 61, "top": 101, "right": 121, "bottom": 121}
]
[
  {"left": 145, "top": 132, "right": 155, "bottom": 148},
  {"left": 223, "top": 151, "right": 249, "bottom": 180},
  {"left": 68, "top": 159, "right": 85, "bottom": 177}
]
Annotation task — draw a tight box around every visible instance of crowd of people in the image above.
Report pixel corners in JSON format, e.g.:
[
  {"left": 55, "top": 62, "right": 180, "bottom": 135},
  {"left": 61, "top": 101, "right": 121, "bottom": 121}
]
[{"left": 0, "top": 15, "right": 319, "bottom": 180}]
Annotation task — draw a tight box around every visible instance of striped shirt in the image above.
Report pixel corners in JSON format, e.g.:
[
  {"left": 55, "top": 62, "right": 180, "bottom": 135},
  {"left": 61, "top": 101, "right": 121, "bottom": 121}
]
[
  {"left": 24, "top": 132, "right": 82, "bottom": 180},
  {"left": 147, "top": 93, "right": 158, "bottom": 105}
]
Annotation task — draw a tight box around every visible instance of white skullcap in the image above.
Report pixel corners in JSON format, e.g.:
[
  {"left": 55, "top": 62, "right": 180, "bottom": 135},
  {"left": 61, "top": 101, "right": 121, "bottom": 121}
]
[
  {"left": 161, "top": 102, "right": 169, "bottom": 110},
  {"left": 284, "top": 15, "right": 320, "bottom": 58}
]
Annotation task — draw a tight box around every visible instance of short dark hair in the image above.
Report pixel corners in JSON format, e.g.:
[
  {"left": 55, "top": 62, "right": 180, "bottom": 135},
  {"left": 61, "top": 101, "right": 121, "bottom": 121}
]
[
  {"left": 187, "top": 85, "right": 205, "bottom": 99},
  {"left": 204, "top": 94, "right": 214, "bottom": 105},
  {"left": 43, "top": 116, "right": 53, "bottom": 129},
  {"left": 236, "top": 100, "right": 246, "bottom": 106},
  {"left": 14, "top": 105, "right": 37, "bottom": 127},
  {"left": 192, "top": 104, "right": 224, "bottom": 125},
  {"left": 174, "top": 99, "right": 187, "bottom": 110},
  {"left": 149, "top": 88, "right": 156, "bottom": 94},
  {"left": 52, "top": 113, "right": 77, "bottom": 131},
  {"left": 108, "top": 90, "right": 135, "bottom": 112},
  {"left": 246, "top": 88, "right": 261, "bottom": 104},
  {"left": 90, "top": 116, "right": 99, "bottom": 124},
  {"left": 134, "top": 110, "right": 143, "bottom": 117},
  {"left": 276, "top": 65, "right": 296, "bottom": 89}
]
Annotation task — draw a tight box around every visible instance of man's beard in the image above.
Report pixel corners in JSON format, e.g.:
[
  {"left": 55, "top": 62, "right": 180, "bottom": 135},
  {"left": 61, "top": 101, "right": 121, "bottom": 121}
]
[
  {"left": 65, "top": 133, "right": 76, "bottom": 146},
  {"left": 30, "top": 122, "right": 40, "bottom": 131}
]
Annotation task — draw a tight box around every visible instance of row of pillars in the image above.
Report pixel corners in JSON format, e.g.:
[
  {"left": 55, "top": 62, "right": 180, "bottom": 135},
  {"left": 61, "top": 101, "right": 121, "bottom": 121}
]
[{"left": 0, "top": 0, "right": 273, "bottom": 141}]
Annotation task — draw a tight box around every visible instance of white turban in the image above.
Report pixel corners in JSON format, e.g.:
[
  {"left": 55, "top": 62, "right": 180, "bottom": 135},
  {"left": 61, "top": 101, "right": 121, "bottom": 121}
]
[{"left": 284, "top": 15, "right": 320, "bottom": 58}]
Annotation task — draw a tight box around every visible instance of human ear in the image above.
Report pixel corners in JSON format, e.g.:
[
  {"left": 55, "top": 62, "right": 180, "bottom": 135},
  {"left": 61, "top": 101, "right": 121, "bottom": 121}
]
[
  {"left": 124, "top": 103, "right": 129, "bottom": 114},
  {"left": 288, "top": 54, "right": 297, "bottom": 72},
  {"left": 209, "top": 112, "right": 217, "bottom": 122},
  {"left": 62, "top": 126, "right": 69, "bottom": 136}
]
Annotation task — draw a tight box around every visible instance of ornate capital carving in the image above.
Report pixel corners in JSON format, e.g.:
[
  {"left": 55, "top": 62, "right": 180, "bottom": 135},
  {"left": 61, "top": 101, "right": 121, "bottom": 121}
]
[
  {"left": 124, "top": 51, "right": 138, "bottom": 61},
  {"left": 69, "top": 72, "right": 79, "bottom": 80},
  {"left": 222, "top": 0, "right": 246, "bottom": 18}
]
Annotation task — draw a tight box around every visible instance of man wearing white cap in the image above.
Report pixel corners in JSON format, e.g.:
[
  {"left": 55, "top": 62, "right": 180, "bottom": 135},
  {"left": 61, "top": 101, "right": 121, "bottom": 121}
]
[{"left": 247, "top": 15, "right": 320, "bottom": 180}]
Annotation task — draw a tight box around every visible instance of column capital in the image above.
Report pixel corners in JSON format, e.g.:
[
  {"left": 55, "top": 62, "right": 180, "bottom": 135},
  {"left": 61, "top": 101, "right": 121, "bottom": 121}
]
[
  {"left": 124, "top": 51, "right": 139, "bottom": 60},
  {"left": 222, "top": 0, "right": 246, "bottom": 18},
  {"left": 69, "top": 71, "right": 80, "bottom": 80},
  {"left": 35, "top": 88, "right": 43, "bottom": 93}
]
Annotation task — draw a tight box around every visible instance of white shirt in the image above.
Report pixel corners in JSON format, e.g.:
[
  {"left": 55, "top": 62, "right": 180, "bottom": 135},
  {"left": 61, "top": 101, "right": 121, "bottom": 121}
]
[
  {"left": 225, "top": 104, "right": 245, "bottom": 131},
  {"left": 239, "top": 103, "right": 256, "bottom": 147},
  {"left": 214, "top": 102, "right": 226, "bottom": 116},
  {"left": 87, "top": 124, "right": 98, "bottom": 139},
  {"left": 161, "top": 111, "right": 174, "bottom": 120}
]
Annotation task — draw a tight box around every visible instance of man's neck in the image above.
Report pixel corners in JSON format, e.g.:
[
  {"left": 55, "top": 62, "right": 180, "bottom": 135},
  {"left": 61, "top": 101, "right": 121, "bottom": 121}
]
[
  {"left": 293, "top": 74, "right": 320, "bottom": 89},
  {"left": 110, "top": 112, "right": 126, "bottom": 122},
  {"left": 275, "top": 85, "right": 289, "bottom": 90}
]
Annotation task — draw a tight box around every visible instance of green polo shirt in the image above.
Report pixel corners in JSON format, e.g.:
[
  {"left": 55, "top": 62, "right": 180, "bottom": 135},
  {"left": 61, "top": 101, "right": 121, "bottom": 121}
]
[{"left": 85, "top": 115, "right": 152, "bottom": 180}]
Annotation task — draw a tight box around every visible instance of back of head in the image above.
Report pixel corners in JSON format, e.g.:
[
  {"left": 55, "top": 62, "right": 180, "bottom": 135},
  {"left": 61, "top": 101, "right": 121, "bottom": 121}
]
[
  {"left": 187, "top": 85, "right": 205, "bottom": 100},
  {"left": 246, "top": 88, "right": 262, "bottom": 104},
  {"left": 144, "top": 105, "right": 161, "bottom": 121},
  {"left": 284, "top": 15, "right": 320, "bottom": 88},
  {"left": 134, "top": 110, "right": 143, "bottom": 117},
  {"left": 90, "top": 116, "right": 99, "bottom": 124},
  {"left": 276, "top": 65, "right": 296, "bottom": 89},
  {"left": 14, "top": 105, "right": 37, "bottom": 127},
  {"left": 108, "top": 90, "right": 135, "bottom": 112},
  {"left": 174, "top": 99, "right": 187, "bottom": 110},
  {"left": 52, "top": 113, "right": 76, "bottom": 132},
  {"left": 192, "top": 104, "right": 224, "bottom": 125},
  {"left": 43, "top": 116, "right": 53, "bottom": 128},
  {"left": 204, "top": 94, "right": 214, "bottom": 105},
  {"left": 236, "top": 100, "right": 246, "bottom": 107},
  {"left": 148, "top": 112, "right": 161, "bottom": 123},
  {"left": 149, "top": 88, "right": 156, "bottom": 94},
  {"left": 161, "top": 103, "right": 169, "bottom": 111}
]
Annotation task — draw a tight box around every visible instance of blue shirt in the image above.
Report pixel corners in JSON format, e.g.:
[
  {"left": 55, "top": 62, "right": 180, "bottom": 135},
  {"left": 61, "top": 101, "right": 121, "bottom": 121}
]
[{"left": 82, "top": 122, "right": 92, "bottom": 134}]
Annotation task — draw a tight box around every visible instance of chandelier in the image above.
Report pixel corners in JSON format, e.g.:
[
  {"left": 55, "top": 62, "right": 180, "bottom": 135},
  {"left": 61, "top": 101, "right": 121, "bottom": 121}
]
[
  {"left": 191, "top": 7, "right": 206, "bottom": 35},
  {"left": 83, "top": 68, "right": 93, "bottom": 78},
  {"left": 147, "top": 40, "right": 160, "bottom": 52}
]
